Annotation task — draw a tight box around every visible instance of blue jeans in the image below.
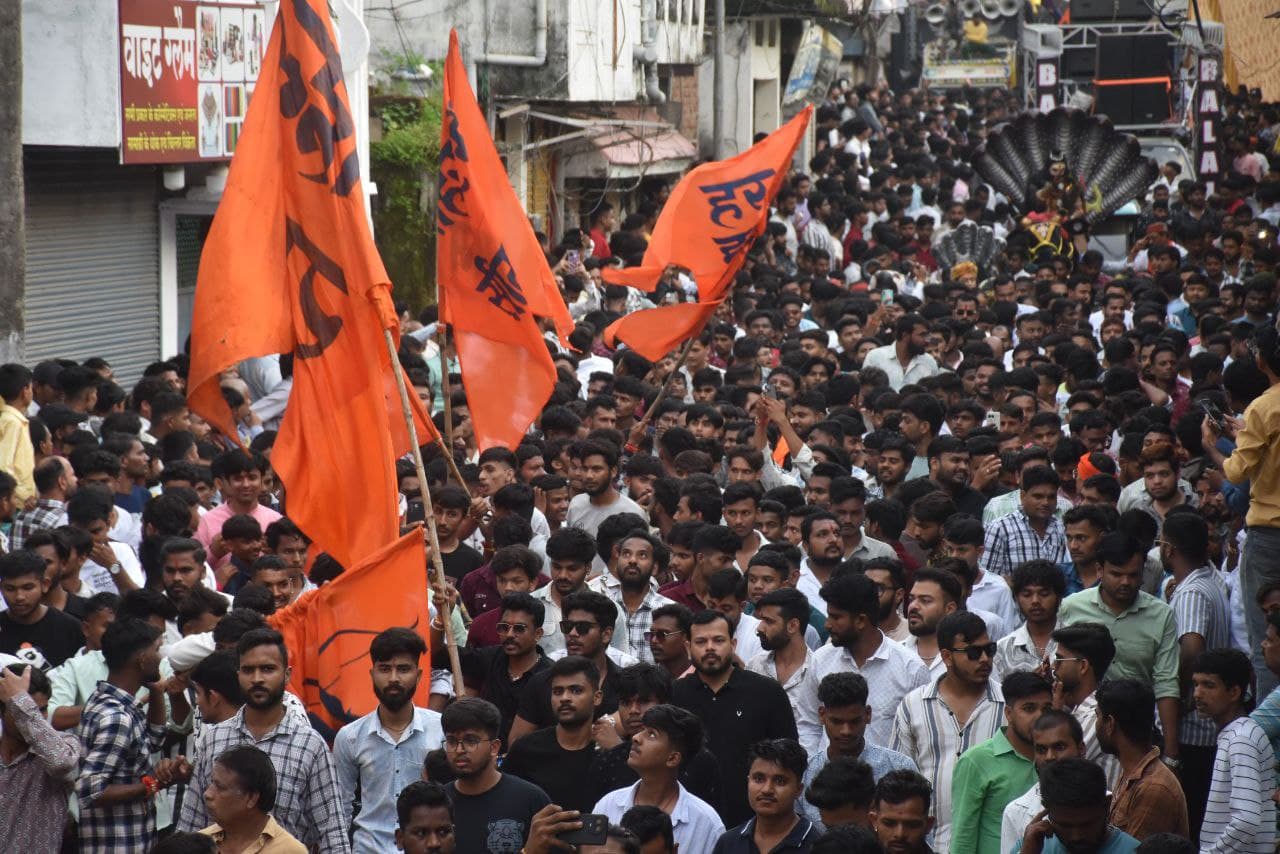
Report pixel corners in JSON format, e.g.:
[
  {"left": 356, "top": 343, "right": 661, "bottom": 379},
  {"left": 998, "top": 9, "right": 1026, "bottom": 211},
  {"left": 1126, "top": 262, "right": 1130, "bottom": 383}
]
[{"left": 1242, "top": 526, "right": 1280, "bottom": 699}]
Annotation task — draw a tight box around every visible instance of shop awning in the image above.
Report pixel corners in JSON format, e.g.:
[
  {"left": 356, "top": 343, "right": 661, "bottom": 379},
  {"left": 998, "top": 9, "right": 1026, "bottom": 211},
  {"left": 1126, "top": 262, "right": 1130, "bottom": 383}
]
[{"left": 529, "top": 106, "right": 698, "bottom": 180}]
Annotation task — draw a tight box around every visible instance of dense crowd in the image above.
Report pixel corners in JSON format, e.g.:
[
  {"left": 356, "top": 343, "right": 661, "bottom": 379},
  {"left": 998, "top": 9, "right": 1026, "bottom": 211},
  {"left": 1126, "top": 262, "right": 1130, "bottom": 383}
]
[{"left": 6, "top": 78, "right": 1280, "bottom": 854}]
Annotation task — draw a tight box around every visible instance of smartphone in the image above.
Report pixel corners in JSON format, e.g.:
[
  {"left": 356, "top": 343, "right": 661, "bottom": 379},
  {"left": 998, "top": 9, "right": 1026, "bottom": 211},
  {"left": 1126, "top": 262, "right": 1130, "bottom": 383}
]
[
  {"left": 1199, "top": 399, "right": 1227, "bottom": 431},
  {"left": 558, "top": 814, "right": 609, "bottom": 845},
  {"left": 405, "top": 500, "right": 426, "bottom": 526},
  {"left": 565, "top": 250, "right": 581, "bottom": 268},
  {"left": 882, "top": 289, "right": 895, "bottom": 305}
]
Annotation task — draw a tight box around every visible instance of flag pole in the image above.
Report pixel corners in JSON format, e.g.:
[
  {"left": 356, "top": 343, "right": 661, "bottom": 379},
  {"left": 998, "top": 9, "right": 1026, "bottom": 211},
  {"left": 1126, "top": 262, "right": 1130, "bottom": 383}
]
[
  {"left": 434, "top": 324, "right": 473, "bottom": 498},
  {"left": 631, "top": 334, "right": 698, "bottom": 436},
  {"left": 384, "top": 329, "right": 466, "bottom": 698}
]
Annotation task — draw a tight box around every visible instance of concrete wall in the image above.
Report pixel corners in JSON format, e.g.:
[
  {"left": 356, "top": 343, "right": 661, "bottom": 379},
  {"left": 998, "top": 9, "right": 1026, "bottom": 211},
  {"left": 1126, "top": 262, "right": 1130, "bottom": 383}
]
[
  {"left": 22, "top": 0, "right": 121, "bottom": 148},
  {"left": 697, "top": 21, "right": 752, "bottom": 157}
]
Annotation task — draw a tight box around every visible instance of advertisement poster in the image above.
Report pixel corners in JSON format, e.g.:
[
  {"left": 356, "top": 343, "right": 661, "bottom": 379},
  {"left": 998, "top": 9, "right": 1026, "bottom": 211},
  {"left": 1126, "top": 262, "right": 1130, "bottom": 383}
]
[
  {"left": 781, "top": 24, "right": 843, "bottom": 120},
  {"left": 119, "top": 0, "right": 269, "bottom": 164}
]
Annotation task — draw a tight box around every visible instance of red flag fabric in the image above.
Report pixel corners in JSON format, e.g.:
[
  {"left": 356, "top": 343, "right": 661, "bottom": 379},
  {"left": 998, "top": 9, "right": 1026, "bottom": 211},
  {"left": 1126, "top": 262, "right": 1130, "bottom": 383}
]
[
  {"left": 269, "top": 529, "right": 431, "bottom": 736},
  {"left": 436, "top": 30, "right": 572, "bottom": 451},
  {"left": 187, "top": 0, "right": 435, "bottom": 569},
  {"left": 602, "top": 108, "right": 812, "bottom": 360}
]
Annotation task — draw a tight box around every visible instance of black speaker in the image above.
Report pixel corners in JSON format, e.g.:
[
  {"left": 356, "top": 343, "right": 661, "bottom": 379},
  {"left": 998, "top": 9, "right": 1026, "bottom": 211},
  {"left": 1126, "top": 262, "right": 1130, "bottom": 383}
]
[
  {"left": 1062, "top": 46, "right": 1096, "bottom": 79},
  {"left": 1070, "top": 0, "right": 1152, "bottom": 21},
  {"left": 1096, "top": 34, "right": 1171, "bottom": 79},
  {"left": 1095, "top": 82, "right": 1171, "bottom": 125},
  {"left": 1130, "top": 34, "right": 1172, "bottom": 77}
]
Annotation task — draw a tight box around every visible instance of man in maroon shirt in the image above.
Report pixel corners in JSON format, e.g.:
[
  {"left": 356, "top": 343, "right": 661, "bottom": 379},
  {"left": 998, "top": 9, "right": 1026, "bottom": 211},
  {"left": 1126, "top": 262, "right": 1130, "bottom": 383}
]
[
  {"left": 466, "top": 546, "right": 545, "bottom": 647},
  {"left": 660, "top": 525, "right": 740, "bottom": 612}
]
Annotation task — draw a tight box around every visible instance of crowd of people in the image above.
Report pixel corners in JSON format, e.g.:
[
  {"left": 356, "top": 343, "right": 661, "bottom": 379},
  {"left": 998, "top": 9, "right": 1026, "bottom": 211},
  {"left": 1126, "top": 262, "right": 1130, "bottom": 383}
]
[{"left": 5, "top": 78, "right": 1280, "bottom": 854}]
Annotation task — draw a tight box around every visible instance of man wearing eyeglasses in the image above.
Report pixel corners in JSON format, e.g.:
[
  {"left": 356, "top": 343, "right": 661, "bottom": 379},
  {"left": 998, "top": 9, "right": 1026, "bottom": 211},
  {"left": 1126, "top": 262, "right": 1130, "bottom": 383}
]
[
  {"left": 439, "top": 698, "right": 549, "bottom": 853},
  {"left": 890, "top": 611, "right": 1008, "bottom": 852}
]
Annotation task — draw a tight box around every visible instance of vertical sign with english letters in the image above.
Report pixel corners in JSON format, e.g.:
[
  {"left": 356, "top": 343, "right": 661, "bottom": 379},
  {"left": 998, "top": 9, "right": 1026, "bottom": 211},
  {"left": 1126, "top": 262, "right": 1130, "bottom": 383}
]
[{"left": 1196, "top": 53, "right": 1223, "bottom": 195}]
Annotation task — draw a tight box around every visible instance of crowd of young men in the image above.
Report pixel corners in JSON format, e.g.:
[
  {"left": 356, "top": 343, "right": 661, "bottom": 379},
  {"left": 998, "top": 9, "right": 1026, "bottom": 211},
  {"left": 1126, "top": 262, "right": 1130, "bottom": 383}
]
[{"left": 5, "top": 78, "right": 1280, "bottom": 853}]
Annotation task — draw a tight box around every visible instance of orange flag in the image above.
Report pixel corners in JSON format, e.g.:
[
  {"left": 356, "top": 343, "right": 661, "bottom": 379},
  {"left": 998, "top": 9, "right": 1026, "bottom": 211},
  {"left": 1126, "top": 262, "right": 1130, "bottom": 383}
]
[
  {"left": 437, "top": 30, "right": 572, "bottom": 451},
  {"left": 602, "top": 108, "right": 812, "bottom": 361},
  {"left": 269, "top": 530, "right": 432, "bottom": 737},
  {"left": 187, "top": 0, "right": 435, "bottom": 569}
]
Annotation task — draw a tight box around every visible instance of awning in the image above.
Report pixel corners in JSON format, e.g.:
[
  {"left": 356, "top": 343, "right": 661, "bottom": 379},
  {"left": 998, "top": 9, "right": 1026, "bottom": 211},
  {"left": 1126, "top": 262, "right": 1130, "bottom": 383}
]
[{"left": 530, "top": 106, "right": 697, "bottom": 180}]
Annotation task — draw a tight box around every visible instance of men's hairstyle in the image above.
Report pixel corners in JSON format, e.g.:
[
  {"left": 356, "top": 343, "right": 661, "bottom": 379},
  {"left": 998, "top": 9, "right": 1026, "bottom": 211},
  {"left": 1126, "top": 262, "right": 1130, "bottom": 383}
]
[
  {"left": 1095, "top": 678, "right": 1156, "bottom": 744},
  {"left": 549, "top": 654, "right": 601, "bottom": 689},
  {"left": 1020, "top": 464, "right": 1061, "bottom": 492},
  {"left": 722, "top": 480, "right": 761, "bottom": 508},
  {"left": 819, "top": 572, "right": 880, "bottom": 621},
  {"left": 689, "top": 608, "right": 733, "bottom": 636},
  {"left": 1051, "top": 623, "right": 1117, "bottom": 678},
  {"left": 1098, "top": 531, "right": 1145, "bottom": 567},
  {"left": 432, "top": 484, "right": 471, "bottom": 511},
  {"left": 160, "top": 537, "right": 208, "bottom": 566},
  {"left": 1010, "top": 559, "right": 1067, "bottom": 598},
  {"left": 1062, "top": 503, "right": 1115, "bottom": 532},
  {"left": 264, "top": 518, "right": 310, "bottom": 550},
  {"left": 370, "top": 627, "right": 427, "bottom": 664},
  {"left": 33, "top": 457, "right": 68, "bottom": 494},
  {"left": 545, "top": 527, "right": 597, "bottom": 565},
  {"left": 818, "top": 671, "right": 869, "bottom": 708},
  {"left": 190, "top": 648, "right": 245, "bottom": 706},
  {"left": 620, "top": 805, "right": 674, "bottom": 850},
  {"left": 100, "top": 617, "right": 162, "bottom": 671},
  {"left": 66, "top": 485, "right": 115, "bottom": 526},
  {"left": 1038, "top": 758, "right": 1107, "bottom": 809},
  {"left": 1139, "top": 441, "right": 1179, "bottom": 470},
  {"left": 641, "top": 704, "right": 704, "bottom": 769},
  {"left": 221, "top": 514, "right": 263, "bottom": 542},
  {"left": 865, "top": 499, "right": 907, "bottom": 540},
  {"left": 1191, "top": 648, "right": 1253, "bottom": 699},
  {"left": 561, "top": 590, "right": 619, "bottom": 631},
  {"left": 578, "top": 438, "right": 620, "bottom": 469},
  {"left": 0, "top": 363, "right": 32, "bottom": 402},
  {"left": 810, "top": 825, "right": 882, "bottom": 854},
  {"left": 874, "top": 768, "right": 933, "bottom": 812},
  {"left": 941, "top": 514, "right": 984, "bottom": 547},
  {"left": 235, "top": 627, "right": 289, "bottom": 666},
  {"left": 901, "top": 393, "right": 945, "bottom": 435},
  {"left": 119, "top": 588, "right": 179, "bottom": 623},
  {"left": 1001, "top": 670, "right": 1054, "bottom": 703},
  {"left": 616, "top": 662, "right": 673, "bottom": 704},
  {"left": 176, "top": 586, "right": 229, "bottom": 633},
  {"left": 478, "top": 446, "right": 518, "bottom": 470},
  {"left": 863, "top": 556, "right": 906, "bottom": 591},
  {"left": 441, "top": 697, "right": 503, "bottom": 738},
  {"left": 691, "top": 524, "right": 741, "bottom": 556},
  {"left": 0, "top": 550, "right": 46, "bottom": 582},
  {"left": 707, "top": 568, "right": 746, "bottom": 601},
  {"left": 84, "top": 591, "right": 121, "bottom": 619},
  {"left": 214, "top": 745, "right": 278, "bottom": 812},
  {"left": 491, "top": 545, "right": 542, "bottom": 581},
  {"left": 937, "top": 611, "right": 987, "bottom": 651},
  {"left": 1033, "top": 708, "right": 1084, "bottom": 744},
  {"left": 211, "top": 449, "right": 268, "bottom": 480},
  {"left": 212, "top": 608, "right": 268, "bottom": 646},
  {"left": 805, "top": 756, "right": 876, "bottom": 810},
  {"left": 1162, "top": 512, "right": 1209, "bottom": 564},
  {"left": 913, "top": 567, "right": 962, "bottom": 605},
  {"left": 829, "top": 476, "right": 868, "bottom": 506},
  {"left": 749, "top": 737, "right": 808, "bottom": 782},
  {"left": 756, "top": 587, "right": 811, "bottom": 627},
  {"left": 800, "top": 509, "right": 839, "bottom": 542},
  {"left": 651, "top": 603, "right": 694, "bottom": 634},
  {"left": 396, "top": 780, "right": 453, "bottom": 828},
  {"left": 909, "top": 491, "right": 957, "bottom": 525},
  {"left": 747, "top": 550, "right": 790, "bottom": 580},
  {"left": 499, "top": 591, "right": 545, "bottom": 626}
]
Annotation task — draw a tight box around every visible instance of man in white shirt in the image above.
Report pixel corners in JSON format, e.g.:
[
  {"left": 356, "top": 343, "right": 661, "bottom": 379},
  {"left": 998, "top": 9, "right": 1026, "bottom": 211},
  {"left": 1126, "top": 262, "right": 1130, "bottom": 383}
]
[
  {"left": 860, "top": 314, "right": 939, "bottom": 391},
  {"left": 1000, "top": 709, "right": 1085, "bottom": 852}
]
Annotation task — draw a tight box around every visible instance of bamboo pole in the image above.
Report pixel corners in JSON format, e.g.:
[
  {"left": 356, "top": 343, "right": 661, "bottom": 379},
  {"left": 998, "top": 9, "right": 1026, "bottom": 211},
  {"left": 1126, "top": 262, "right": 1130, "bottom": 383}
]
[
  {"left": 385, "top": 329, "right": 465, "bottom": 698},
  {"left": 631, "top": 335, "right": 698, "bottom": 436}
]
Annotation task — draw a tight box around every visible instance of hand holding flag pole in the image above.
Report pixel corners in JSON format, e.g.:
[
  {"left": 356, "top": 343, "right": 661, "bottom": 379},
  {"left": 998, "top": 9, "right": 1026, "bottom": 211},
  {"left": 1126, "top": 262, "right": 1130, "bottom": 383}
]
[{"left": 384, "top": 329, "right": 465, "bottom": 698}]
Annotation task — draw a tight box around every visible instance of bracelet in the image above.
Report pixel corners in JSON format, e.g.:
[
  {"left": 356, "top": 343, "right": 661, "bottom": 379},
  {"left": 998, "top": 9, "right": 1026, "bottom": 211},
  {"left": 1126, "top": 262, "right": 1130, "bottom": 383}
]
[
  {"left": 142, "top": 774, "right": 160, "bottom": 797},
  {"left": 1159, "top": 755, "right": 1182, "bottom": 769},
  {"left": 430, "top": 618, "right": 445, "bottom": 632}
]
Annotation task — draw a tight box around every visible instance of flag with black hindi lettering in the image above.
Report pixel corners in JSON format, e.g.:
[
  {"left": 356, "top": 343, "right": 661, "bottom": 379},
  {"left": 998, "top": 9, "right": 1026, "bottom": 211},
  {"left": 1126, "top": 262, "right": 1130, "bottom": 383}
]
[
  {"left": 187, "top": 0, "right": 435, "bottom": 569},
  {"left": 436, "top": 30, "right": 572, "bottom": 451}
]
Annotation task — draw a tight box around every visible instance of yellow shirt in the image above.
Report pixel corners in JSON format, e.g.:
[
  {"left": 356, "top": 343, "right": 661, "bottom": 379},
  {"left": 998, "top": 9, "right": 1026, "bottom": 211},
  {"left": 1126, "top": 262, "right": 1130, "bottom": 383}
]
[
  {"left": 0, "top": 403, "right": 34, "bottom": 503},
  {"left": 1223, "top": 383, "right": 1280, "bottom": 528},
  {"left": 199, "top": 816, "right": 308, "bottom": 853}
]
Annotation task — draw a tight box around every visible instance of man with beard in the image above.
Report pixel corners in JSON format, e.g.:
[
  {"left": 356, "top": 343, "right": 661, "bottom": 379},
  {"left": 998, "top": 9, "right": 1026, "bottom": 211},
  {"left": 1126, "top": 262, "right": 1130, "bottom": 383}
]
[
  {"left": 902, "top": 568, "right": 962, "bottom": 678},
  {"left": 949, "top": 670, "right": 1053, "bottom": 854},
  {"left": 747, "top": 588, "right": 815, "bottom": 710},
  {"left": 1122, "top": 443, "right": 1192, "bottom": 532},
  {"left": 502, "top": 656, "right": 604, "bottom": 812},
  {"left": 796, "top": 573, "right": 929, "bottom": 755},
  {"left": 535, "top": 528, "right": 618, "bottom": 656},
  {"left": 831, "top": 477, "right": 897, "bottom": 562},
  {"left": 599, "top": 530, "right": 676, "bottom": 663},
  {"left": 439, "top": 698, "right": 549, "bottom": 853},
  {"left": 672, "top": 611, "right": 797, "bottom": 827},
  {"left": 891, "top": 612, "right": 1008, "bottom": 852},
  {"left": 795, "top": 511, "right": 843, "bottom": 617},
  {"left": 510, "top": 591, "right": 635, "bottom": 743},
  {"left": 648, "top": 604, "right": 693, "bottom": 680},
  {"left": 1018, "top": 759, "right": 1140, "bottom": 854},
  {"left": 566, "top": 441, "right": 645, "bottom": 539},
  {"left": 862, "top": 314, "right": 939, "bottom": 391},
  {"left": 76, "top": 617, "right": 188, "bottom": 853},
  {"left": 1048, "top": 624, "right": 1122, "bottom": 789},
  {"left": 395, "top": 781, "right": 456, "bottom": 854},
  {"left": 870, "top": 770, "right": 936, "bottom": 854},
  {"left": 178, "top": 628, "right": 348, "bottom": 852},
  {"left": 863, "top": 556, "right": 910, "bottom": 642},
  {"left": 941, "top": 516, "right": 1020, "bottom": 634},
  {"left": 334, "top": 629, "right": 444, "bottom": 854},
  {"left": 927, "top": 436, "right": 987, "bottom": 518},
  {"left": 159, "top": 538, "right": 227, "bottom": 645},
  {"left": 1000, "top": 710, "right": 1086, "bottom": 852},
  {"left": 798, "top": 673, "right": 917, "bottom": 830}
]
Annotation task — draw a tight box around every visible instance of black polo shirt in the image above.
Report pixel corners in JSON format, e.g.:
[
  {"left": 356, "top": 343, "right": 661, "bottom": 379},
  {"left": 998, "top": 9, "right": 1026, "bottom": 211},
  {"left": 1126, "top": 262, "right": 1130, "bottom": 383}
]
[
  {"left": 950, "top": 484, "right": 989, "bottom": 518},
  {"left": 452, "top": 645, "right": 551, "bottom": 747},
  {"left": 586, "top": 739, "right": 723, "bottom": 812},
  {"left": 516, "top": 655, "right": 623, "bottom": 729},
  {"left": 671, "top": 667, "right": 798, "bottom": 827},
  {"left": 711, "top": 816, "right": 820, "bottom": 854}
]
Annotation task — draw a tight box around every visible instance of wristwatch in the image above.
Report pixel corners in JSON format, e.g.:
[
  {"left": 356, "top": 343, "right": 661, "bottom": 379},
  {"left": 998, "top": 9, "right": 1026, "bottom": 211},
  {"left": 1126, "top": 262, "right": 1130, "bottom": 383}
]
[
  {"left": 108, "top": 563, "right": 123, "bottom": 576},
  {"left": 1160, "top": 755, "right": 1182, "bottom": 769}
]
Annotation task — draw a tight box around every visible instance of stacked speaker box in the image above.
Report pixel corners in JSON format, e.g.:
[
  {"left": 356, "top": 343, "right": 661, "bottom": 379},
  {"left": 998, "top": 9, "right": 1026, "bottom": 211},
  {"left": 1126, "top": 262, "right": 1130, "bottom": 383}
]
[
  {"left": 1070, "top": 0, "right": 1153, "bottom": 20},
  {"left": 1094, "top": 33, "right": 1172, "bottom": 125}
]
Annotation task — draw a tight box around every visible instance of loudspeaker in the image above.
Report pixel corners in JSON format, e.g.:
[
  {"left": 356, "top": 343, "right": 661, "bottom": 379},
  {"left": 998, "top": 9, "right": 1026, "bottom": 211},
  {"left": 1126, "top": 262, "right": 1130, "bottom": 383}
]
[
  {"left": 1070, "top": 0, "right": 1152, "bottom": 21},
  {"left": 1094, "top": 82, "right": 1170, "bottom": 125},
  {"left": 1061, "top": 46, "right": 1096, "bottom": 79},
  {"left": 1096, "top": 34, "right": 1171, "bottom": 79}
]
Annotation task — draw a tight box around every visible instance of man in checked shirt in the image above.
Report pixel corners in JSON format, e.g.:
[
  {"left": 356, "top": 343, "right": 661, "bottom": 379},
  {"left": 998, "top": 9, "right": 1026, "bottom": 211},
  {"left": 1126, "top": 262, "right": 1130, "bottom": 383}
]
[{"left": 178, "top": 627, "right": 350, "bottom": 853}]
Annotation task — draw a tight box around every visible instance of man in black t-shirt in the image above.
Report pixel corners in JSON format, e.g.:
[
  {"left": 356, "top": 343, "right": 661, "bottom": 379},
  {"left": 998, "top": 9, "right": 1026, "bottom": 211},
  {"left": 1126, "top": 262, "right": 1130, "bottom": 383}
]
[
  {"left": 0, "top": 550, "right": 84, "bottom": 668},
  {"left": 433, "top": 484, "right": 485, "bottom": 585},
  {"left": 442, "top": 697, "right": 549, "bottom": 852}
]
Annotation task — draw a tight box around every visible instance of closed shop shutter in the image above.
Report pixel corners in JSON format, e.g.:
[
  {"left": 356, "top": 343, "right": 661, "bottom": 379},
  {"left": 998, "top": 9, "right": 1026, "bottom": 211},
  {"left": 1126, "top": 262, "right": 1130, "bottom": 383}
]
[{"left": 23, "top": 148, "right": 161, "bottom": 386}]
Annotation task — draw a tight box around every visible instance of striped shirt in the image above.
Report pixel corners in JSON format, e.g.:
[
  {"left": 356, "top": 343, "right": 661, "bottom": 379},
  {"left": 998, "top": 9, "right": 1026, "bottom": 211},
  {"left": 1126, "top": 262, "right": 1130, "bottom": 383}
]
[
  {"left": 1068, "top": 692, "right": 1122, "bottom": 790},
  {"left": 1168, "top": 566, "right": 1232, "bottom": 747},
  {"left": 890, "top": 676, "right": 1006, "bottom": 852},
  {"left": 1200, "top": 716, "right": 1276, "bottom": 854},
  {"left": 979, "top": 510, "right": 1068, "bottom": 579}
]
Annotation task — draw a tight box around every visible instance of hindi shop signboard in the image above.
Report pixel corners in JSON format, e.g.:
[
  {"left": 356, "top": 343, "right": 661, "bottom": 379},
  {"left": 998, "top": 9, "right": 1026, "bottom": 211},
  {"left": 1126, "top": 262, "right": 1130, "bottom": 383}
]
[{"left": 118, "top": 0, "right": 270, "bottom": 164}]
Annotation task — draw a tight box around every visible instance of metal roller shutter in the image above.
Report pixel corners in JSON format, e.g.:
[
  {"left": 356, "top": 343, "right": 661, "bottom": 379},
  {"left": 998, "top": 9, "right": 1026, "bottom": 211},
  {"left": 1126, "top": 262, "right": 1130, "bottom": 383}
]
[{"left": 23, "top": 148, "right": 161, "bottom": 386}]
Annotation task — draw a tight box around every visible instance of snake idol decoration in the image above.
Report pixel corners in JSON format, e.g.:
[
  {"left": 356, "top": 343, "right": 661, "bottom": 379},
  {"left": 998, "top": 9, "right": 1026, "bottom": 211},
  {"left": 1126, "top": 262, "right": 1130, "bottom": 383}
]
[
  {"left": 934, "top": 221, "right": 1005, "bottom": 284},
  {"left": 974, "top": 107, "right": 1158, "bottom": 260}
]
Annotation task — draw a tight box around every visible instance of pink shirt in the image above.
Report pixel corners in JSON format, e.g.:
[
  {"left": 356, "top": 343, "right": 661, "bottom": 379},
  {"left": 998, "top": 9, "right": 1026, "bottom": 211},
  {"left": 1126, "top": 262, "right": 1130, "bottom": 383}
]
[{"left": 195, "top": 502, "right": 283, "bottom": 572}]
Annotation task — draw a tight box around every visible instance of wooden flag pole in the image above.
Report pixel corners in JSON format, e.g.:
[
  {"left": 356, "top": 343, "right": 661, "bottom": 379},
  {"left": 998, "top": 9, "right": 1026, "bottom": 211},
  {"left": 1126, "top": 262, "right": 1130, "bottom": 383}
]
[
  {"left": 384, "top": 329, "right": 465, "bottom": 698},
  {"left": 631, "top": 334, "right": 698, "bottom": 436},
  {"left": 434, "top": 324, "right": 473, "bottom": 498}
]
